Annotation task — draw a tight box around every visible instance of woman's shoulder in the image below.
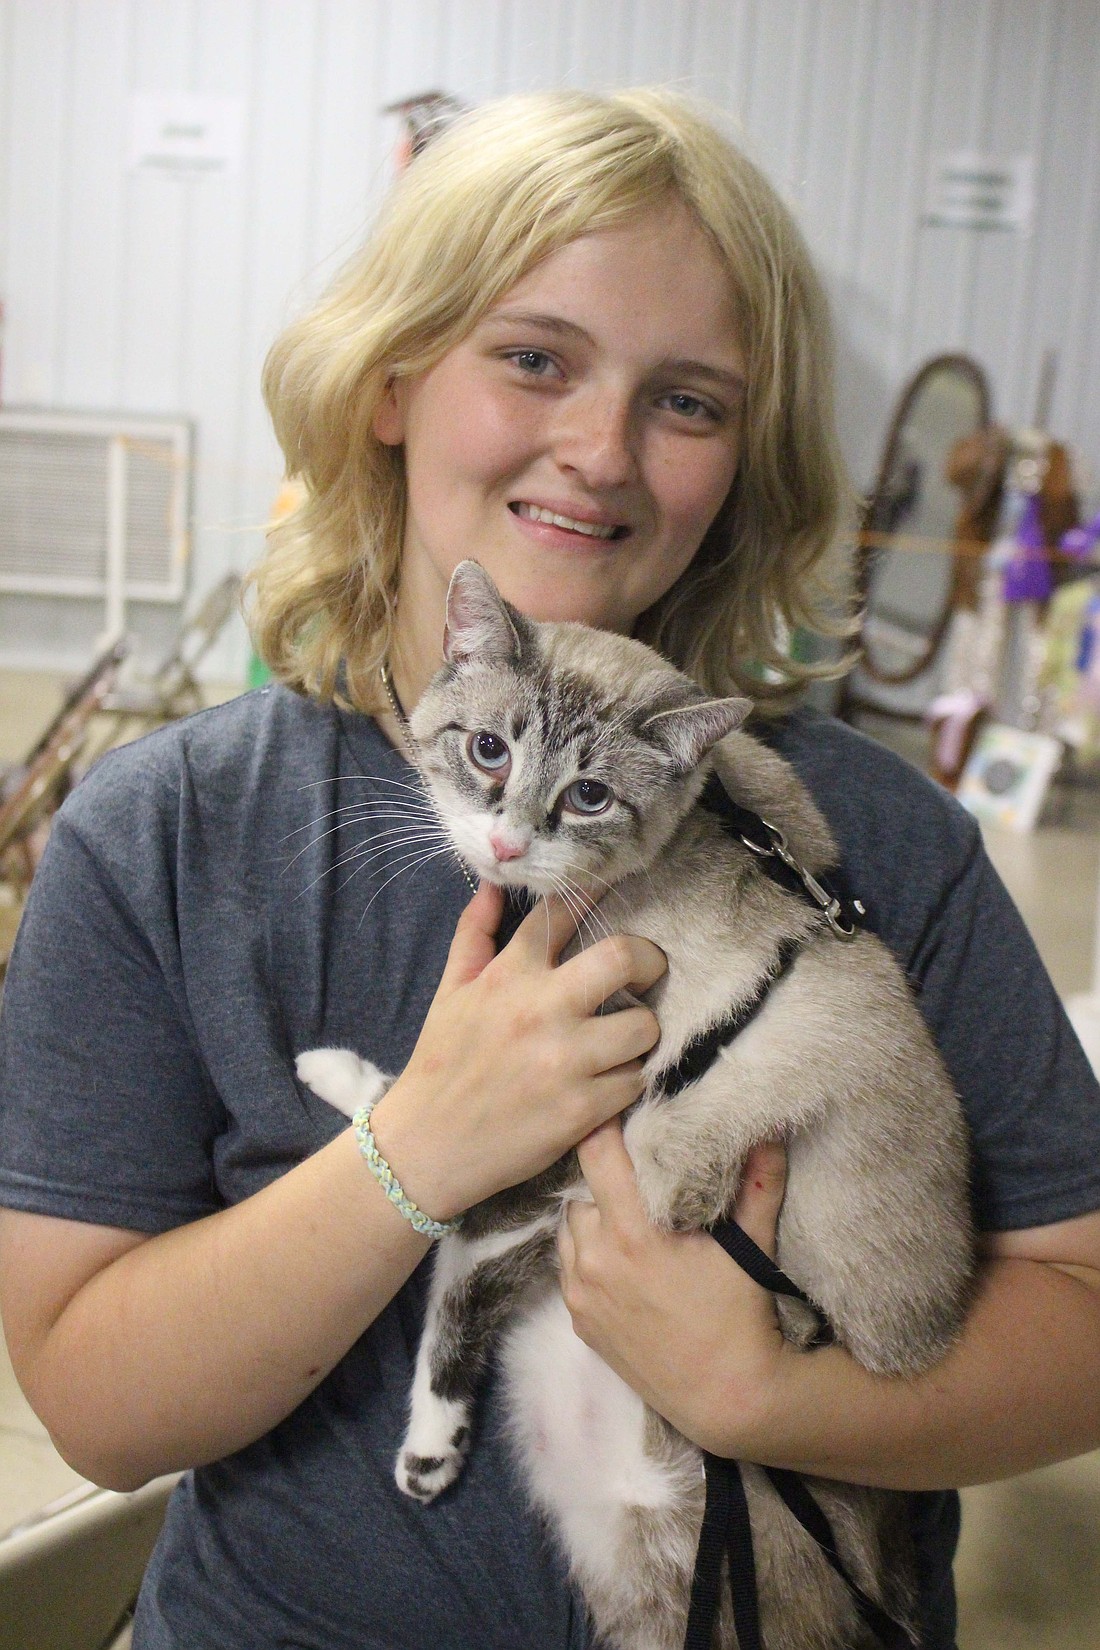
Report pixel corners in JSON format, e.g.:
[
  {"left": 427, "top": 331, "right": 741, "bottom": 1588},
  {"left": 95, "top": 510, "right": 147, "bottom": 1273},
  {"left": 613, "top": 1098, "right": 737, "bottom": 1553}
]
[
  {"left": 758, "top": 705, "right": 982, "bottom": 946},
  {"left": 762, "top": 705, "right": 977, "bottom": 849},
  {"left": 59, "top": 684, "right": 341, "bottom": 849}
]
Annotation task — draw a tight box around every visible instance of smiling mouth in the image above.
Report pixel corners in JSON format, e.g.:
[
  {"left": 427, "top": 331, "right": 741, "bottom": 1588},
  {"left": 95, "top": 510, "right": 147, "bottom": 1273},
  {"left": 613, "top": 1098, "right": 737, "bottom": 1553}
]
[{"left": 510, "top": 502, "right": 629, "bottom": 540}]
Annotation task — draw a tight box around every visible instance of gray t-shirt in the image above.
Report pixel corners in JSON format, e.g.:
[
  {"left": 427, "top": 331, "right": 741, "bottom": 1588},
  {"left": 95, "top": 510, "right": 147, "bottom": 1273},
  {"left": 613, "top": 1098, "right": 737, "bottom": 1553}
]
[{"left": 2, "top": 684, "right": 1098, "bottom": 1649}]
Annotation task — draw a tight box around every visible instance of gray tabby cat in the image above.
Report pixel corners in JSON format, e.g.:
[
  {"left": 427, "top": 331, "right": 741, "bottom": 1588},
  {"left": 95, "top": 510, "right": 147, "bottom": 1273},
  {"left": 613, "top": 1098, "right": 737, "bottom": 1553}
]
[{"left": 297, "top": 560, "right": 975, "bottom": 1650}]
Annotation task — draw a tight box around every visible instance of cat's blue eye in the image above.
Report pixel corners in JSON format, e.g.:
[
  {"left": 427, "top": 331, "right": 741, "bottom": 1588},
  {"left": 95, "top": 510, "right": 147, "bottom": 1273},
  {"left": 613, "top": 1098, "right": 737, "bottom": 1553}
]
[
  {"left": 563, "top": 778, "right": 612, "bottom": 816},
  {"left": 468, "top": 730, "right": 511, "bottom": 774}
]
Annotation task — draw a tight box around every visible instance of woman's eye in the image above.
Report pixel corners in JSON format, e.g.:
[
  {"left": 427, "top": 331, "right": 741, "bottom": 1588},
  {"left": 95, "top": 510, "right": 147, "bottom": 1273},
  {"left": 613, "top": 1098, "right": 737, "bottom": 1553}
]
[
  {"left": 661, "top": 391, "right": 716, "bottom": 422},
  {"left": 468, "top": 731, "right": 511, "bottom": 773},
  {"left": 563, "top": 778, "right": 613, "bottom": 816},
  {"left": 508, "top": 349, "right": 556, "bottom": 377}
]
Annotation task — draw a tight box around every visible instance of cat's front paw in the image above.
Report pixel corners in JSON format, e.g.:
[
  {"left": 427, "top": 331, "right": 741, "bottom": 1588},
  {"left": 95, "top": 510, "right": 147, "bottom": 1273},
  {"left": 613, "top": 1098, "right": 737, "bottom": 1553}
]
[
  {"left": 624, "top": 1103, "right": 735, "bottom": 1231},
  {"left": 295, "top": 1047, "right": 391, "bottom": 1119},
  {"left": 395, "top": 1395, "right": 472, "bottom": 1503}
]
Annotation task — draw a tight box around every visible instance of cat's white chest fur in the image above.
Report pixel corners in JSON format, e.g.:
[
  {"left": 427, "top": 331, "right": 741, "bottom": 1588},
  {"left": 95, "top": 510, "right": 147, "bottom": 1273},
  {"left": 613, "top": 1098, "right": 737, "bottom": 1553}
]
[
  {"left": 503, "top": 1290, "right": 701, "bottom": 1611},
  {"left": 505, "top": 1291, "right": 667, "bottom": 1512}
]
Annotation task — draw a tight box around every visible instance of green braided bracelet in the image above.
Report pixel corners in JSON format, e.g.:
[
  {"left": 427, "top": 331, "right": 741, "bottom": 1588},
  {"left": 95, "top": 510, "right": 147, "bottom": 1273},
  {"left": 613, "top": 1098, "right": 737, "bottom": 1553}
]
[{"left": 352, "top": 1105, "right": 460, "bottom": 1240}]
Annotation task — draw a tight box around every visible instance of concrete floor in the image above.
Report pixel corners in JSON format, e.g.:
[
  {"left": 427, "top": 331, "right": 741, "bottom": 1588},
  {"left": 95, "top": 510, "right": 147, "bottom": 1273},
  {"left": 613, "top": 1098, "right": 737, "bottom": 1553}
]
[{"left": 1, "top": 678, "right": 1099, "bottom": 1645}]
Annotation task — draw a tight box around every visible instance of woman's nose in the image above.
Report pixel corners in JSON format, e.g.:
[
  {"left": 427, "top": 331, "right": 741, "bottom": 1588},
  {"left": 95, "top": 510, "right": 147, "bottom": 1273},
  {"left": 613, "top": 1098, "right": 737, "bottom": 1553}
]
[{"left": 552, "top": 387, "right": 638, "bottom": 489}]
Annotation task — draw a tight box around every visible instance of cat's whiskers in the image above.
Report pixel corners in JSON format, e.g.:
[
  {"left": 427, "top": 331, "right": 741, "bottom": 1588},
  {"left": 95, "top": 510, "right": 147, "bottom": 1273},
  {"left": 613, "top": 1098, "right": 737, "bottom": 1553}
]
[
  {"left": 281, "top": 807, "right": 438, "bottom": 863},
  {"left": 297, "top": 774, "right": 430, "bottom": 798},
  {"left": 554, "top": 870, "right": 623, "bottom": 1014},
  {"left": 387, "top": 768, "right": 482, "bottom": 898},
  {"left": 281, "top": 807, "right": 441, "bottom": 875},
  {"left": 290, "top": 749, "right": 474, "bottom": 907},
  {"left": 283, "top": 799, "right": 438, "bottom": 839},
  {"left": 557, "top": 860, "right": 617, "bottom": 906},
  {"left": 542, "top": 873, "right": 587, "bottom": 940},
  {"left": 541, "top": 871, "right": 610, "bottom": 988},
  {"left": 329, "top": 828, "right": 450, "bottom": 878},
  {"left": 334, "top": 837, "right": 452, "bottom": 890},
  {"left": 555, "top": 863, "right": 617, "bottom": 941},
  {"left": 353, "top": 844, "right": 462, "bottom": 930},
  {"left": 292, "top": 815, "right": 452, "bottom": 897}
]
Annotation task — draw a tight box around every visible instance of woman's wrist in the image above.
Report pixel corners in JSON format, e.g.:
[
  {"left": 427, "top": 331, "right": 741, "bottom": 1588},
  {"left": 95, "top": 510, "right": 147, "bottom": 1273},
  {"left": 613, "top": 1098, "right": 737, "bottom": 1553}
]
[
  {"left": 366, "top": 1081, "right": 466, "bottom": 1226},
  {"left": 352, "top": 1103, "right": 460, "bottom": 1239}
]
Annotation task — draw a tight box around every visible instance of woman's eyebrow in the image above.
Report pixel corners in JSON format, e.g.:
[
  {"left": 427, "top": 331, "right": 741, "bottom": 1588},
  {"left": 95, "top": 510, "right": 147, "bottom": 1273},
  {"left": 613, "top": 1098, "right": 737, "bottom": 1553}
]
[
  {"left": 482, "top": 310, "right": 744, "bottom": 391},
  {"left": 662, "top": 359, "right": 746, "bottom": 395},
  {"left": 481, "top": 309, "right": 593, "bottom": 343}
]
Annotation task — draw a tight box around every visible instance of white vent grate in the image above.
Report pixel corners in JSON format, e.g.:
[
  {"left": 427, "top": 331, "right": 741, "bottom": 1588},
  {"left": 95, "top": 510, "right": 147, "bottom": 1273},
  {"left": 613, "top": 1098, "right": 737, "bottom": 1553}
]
[{"left": 0, "top": 411, "right": 191, "bottom": 601}]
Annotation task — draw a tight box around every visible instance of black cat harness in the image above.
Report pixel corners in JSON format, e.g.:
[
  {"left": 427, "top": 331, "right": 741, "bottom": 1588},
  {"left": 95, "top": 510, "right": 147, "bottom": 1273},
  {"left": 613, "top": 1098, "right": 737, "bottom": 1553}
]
[{"left": 668, "top": 776, "right": 913, "bottom": 1650}]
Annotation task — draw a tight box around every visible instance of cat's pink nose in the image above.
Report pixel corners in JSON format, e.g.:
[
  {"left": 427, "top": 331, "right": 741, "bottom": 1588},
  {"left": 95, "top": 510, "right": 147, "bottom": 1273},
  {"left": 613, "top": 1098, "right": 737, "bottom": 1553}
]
[{"left": 489, "top": 829, "right": 528, "bottom": 862}]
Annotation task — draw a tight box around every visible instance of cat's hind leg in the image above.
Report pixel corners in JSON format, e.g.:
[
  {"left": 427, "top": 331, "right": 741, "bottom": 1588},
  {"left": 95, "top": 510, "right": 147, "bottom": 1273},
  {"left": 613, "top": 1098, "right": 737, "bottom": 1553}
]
[
  {"left": 295, "top": 1047, "right": 393, "bottom": 1119},
  {"left": 397, "top": 1220, "right": 557, "bottom": 1502}
]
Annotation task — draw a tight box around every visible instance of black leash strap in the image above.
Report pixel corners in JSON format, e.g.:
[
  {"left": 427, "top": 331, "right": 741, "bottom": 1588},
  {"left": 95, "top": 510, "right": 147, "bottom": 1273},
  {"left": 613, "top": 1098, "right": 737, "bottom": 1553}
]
[
  {"left": 708, "top": 1216, "right": 834, "bottom": 1349},
  {"left": 683, "top": 1453, "right": 733, "bottom": 1650},
  {"left": 684, "top": 1456, "right": 761, "bottom": 1650},
  {"left": 762, "top": 1470, "right": 915, "bottom": 1650},
  {"left": 683, "top": 1224, "right": 913, "bottom": 1650}
]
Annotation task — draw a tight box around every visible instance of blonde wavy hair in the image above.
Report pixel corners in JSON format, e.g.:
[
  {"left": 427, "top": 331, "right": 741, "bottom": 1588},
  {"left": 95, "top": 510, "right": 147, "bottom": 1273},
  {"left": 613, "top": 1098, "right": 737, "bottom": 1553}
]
[{"left": 251, "top": 87, "right": 853, "bottom": 713}]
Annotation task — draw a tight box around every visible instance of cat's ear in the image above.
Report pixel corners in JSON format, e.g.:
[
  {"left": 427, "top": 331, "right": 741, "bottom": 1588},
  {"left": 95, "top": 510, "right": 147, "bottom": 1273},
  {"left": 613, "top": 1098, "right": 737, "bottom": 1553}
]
[
  {"left": 443, "top": 561, "right": 523, "bottom": 665},
  {"left": 642, "top": 695, "right": 752, "bottom": 770}
]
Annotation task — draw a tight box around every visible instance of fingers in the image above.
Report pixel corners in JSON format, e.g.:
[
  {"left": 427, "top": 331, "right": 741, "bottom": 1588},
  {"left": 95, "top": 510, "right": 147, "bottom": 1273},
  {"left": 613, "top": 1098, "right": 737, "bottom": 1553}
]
[
  {"left": 446, "top": 887, "right": 589, "bottom": 993},
  {"left": 558, "top": 1122, "right": 638, "bottom": 1276},
  {"left": 437, "top": 883, "right": 504, "bottom": 991},
  {"left": 506, "top": 890, "right": 598, "bottom": 966},
  {"left": 575, "top": 1118, "right": 645, "bottom": 1219},
  {"left": 732, "top": 1142, "right": 788, "bottom": 1260},
  {"left": 575, "top": 1004, "right": 661, "bottom": 1073},
  {"left": 499, "top": 895, "right": 667, "bottom": 1010},
  {"left": 557, "top": 933, "right": 668, "bottom": 1011}
]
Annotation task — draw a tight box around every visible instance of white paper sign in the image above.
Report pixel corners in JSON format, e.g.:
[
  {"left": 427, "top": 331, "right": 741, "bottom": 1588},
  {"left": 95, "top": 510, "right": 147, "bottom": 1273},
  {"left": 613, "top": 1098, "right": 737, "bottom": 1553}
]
[
  {"left": 129, "top": 93, "right": 245, "bottom": 176},
  {"left": 924, "top": 152, "right": 1034, "bottom": 232}
]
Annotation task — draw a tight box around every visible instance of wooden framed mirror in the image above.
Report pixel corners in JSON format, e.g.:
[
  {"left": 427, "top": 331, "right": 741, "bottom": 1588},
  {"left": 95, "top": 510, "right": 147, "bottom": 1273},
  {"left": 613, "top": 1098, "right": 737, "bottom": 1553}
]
[{"left": 848, "top": 354, "right": 992, "bottom": 698}]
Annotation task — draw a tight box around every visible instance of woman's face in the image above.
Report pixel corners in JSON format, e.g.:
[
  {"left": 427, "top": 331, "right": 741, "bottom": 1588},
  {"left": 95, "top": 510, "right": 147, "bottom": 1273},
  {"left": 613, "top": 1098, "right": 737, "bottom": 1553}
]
[{"left": 376, "top": 197, "right": 746, "bottom": 670}]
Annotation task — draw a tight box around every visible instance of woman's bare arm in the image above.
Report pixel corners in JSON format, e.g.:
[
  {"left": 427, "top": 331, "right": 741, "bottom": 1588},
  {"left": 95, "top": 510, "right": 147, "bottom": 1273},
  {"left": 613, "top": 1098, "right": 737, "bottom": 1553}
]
[
  {"left": 0, "top": 1131, "right": 428, "bottom": 1491},
  {"left": 0, "top": 887, "right": 665, "bottom": 1492}
]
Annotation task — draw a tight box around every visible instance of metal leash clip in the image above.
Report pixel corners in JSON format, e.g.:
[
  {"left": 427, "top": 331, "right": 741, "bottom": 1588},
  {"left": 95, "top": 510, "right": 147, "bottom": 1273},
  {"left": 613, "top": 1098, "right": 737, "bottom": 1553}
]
[{"left": 740, "top": 821, "right": 866, "bottom": 940}]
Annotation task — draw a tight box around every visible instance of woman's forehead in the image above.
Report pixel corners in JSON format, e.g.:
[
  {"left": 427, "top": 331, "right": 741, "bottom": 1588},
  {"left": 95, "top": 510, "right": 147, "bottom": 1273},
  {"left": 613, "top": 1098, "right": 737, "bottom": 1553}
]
[{"left": 481, "top": 201, "right": 745, "bottom": 375}]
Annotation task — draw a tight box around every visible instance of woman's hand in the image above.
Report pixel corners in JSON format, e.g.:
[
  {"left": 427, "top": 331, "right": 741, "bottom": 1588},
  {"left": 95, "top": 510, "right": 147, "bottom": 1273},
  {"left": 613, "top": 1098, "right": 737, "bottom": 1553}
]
[
  {"left": 368, "top": 884, "right": 668, "bottom": 1222},
  {"left": 560, "top": 1127, "right": 1100, "bottom": 1490},
  {"left": 558, "top": 1120, "right": 792, "bottom": 1457}
]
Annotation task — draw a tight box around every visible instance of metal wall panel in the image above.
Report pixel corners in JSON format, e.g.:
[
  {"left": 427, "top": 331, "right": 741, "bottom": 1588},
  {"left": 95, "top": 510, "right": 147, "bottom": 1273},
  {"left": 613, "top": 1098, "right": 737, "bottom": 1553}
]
[{"left": 0, "top": 0, "right": 1096, "bottom": 671}]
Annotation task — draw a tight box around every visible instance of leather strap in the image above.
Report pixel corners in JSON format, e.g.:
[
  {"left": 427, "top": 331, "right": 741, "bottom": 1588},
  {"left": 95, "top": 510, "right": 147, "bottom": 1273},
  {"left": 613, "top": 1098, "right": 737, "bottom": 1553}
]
[{"left": 762, "top": 1469, "right": 915, "bottom": 1649}]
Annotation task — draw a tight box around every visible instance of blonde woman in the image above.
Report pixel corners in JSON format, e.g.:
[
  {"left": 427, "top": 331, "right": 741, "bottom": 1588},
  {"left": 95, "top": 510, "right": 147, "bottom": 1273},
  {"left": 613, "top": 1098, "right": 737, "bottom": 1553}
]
[{"left": 2, "top": 91, "right": 1098, "bottom": 1650}]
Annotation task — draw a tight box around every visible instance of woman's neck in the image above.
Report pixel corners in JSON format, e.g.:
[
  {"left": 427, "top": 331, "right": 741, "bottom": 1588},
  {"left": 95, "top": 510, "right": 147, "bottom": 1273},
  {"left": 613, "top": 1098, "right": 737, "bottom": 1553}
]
[{"left": 387, "top": 558, "right": 452, "bottom": 714}]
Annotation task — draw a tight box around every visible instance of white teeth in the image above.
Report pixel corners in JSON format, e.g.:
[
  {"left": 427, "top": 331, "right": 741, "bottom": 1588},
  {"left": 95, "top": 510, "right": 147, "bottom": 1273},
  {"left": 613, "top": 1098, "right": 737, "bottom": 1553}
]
[{"left": 516, "top": 503, "right": 619, "bottom": 539}]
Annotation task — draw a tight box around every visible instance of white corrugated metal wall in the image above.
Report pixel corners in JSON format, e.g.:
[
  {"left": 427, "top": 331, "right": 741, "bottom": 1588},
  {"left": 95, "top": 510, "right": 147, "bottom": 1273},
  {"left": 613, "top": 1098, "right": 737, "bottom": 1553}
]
[{"left": 0, "top": 0, "right": 1097, "bottom": 673}]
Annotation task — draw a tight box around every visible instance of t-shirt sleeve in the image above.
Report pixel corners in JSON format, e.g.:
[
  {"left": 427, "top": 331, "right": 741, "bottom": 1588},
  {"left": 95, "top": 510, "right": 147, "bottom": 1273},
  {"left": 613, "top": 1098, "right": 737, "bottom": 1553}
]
[
  {"left": 768, "top": 711, "right": 1100, "bottom": 1236},
  {"left": 904, "top": 823, "right": 1100, "bottom": 1234},
  {"left": 0, "top": 811, "right": 225, "bottom": 1232}
]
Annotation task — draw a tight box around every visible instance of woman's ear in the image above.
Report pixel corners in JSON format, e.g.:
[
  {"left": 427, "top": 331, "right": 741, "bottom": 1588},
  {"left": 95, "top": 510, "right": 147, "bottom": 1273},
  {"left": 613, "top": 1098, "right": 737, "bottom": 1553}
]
[{"left": 372, "top": 379, "right": 405, "bottom": 446}]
